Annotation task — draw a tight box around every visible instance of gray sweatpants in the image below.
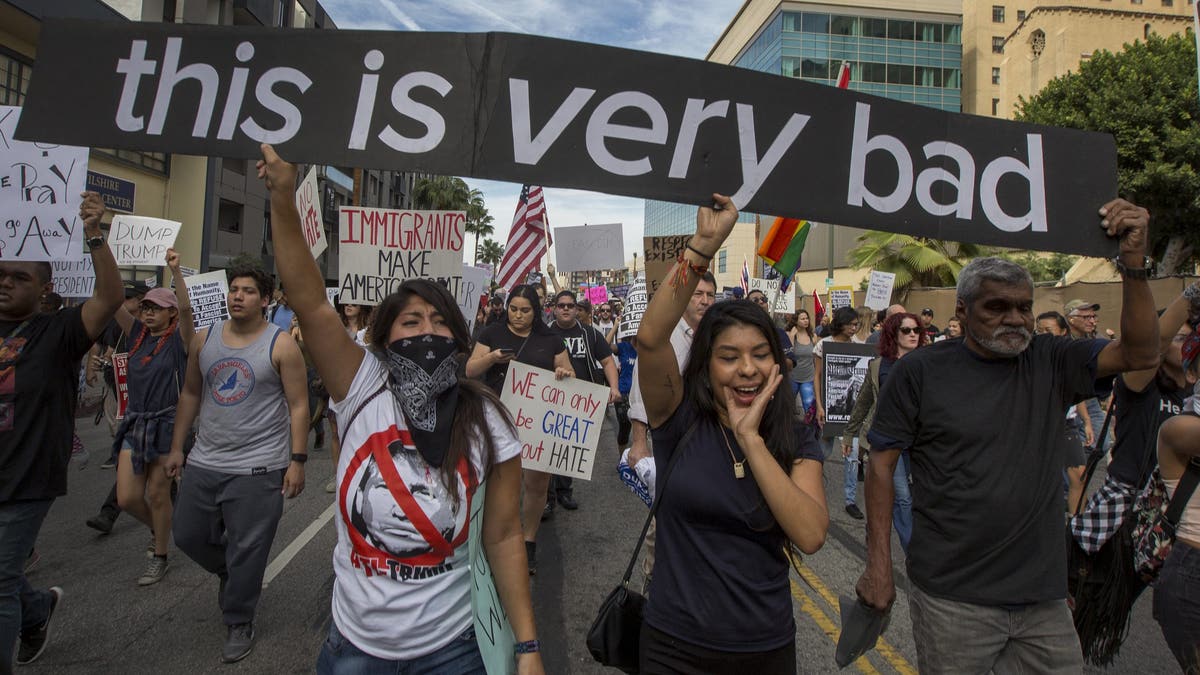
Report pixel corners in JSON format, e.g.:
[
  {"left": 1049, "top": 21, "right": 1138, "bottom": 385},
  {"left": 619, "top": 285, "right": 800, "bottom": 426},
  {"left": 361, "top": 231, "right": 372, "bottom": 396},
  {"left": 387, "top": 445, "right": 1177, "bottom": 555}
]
[{"left": 172, "top": 465, "right": 284, "bottom": 626}]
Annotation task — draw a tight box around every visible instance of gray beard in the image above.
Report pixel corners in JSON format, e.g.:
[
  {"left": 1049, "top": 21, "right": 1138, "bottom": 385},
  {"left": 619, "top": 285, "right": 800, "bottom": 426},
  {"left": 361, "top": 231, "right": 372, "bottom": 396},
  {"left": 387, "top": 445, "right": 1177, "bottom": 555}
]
[{"left": 968, "top": 323, "right": 1032, "bottom": 357}]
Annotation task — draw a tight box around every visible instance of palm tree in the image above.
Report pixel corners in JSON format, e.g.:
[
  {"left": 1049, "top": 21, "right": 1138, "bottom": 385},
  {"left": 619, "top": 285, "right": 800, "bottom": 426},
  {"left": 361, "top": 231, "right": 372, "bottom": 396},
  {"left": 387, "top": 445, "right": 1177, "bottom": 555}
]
[
  {"left": 846, "top": 231, "right": 989, "bottom": 298},
  {"left": 464, "top": 189, "right": 494, "bottom": 266},
  {"left": 477, "top": 239, "right": 505, "bottom": 281},
  {"left": 412, "top": 175, "right": 470, "bottom": 210}
]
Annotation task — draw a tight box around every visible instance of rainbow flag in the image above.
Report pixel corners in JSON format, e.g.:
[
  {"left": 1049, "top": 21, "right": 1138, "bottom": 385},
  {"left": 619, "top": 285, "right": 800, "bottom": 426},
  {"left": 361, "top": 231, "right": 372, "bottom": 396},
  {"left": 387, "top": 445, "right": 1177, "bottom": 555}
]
[{"left": 757, "top": 217, "right": 811, "bottom": 291}]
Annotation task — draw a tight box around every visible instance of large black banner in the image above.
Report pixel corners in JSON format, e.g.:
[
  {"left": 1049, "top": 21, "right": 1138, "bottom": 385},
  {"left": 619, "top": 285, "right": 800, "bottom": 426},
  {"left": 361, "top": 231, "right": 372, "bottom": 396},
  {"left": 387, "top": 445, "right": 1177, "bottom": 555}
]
[{"left": 17, "top": 20, "right": 1119, "bottom": 256}]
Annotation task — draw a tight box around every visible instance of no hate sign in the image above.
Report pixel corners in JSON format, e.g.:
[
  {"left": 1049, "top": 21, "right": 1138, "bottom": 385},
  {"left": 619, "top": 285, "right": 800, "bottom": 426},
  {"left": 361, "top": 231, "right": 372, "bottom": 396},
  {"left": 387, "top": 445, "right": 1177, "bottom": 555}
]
[
  {"left": 19, "top": 21, "right": 1119, "bottom": 256},
  {"left": 499, "top": 361, "right": 609, "bottom": 480}
]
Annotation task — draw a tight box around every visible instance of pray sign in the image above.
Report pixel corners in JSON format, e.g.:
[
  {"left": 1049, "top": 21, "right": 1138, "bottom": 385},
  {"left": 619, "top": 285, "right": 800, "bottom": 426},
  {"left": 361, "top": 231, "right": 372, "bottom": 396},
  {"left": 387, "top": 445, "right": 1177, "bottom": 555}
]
[{"left": 19, "top": 21, "right": 1119, "bottom": 256}]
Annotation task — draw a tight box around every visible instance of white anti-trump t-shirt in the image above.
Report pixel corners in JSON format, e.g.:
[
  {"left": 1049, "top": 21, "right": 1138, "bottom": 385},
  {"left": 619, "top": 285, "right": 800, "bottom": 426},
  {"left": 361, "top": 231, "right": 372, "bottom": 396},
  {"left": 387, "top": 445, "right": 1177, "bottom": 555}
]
[{"left": 329, "top": 352, "right": 521, "bottom": 660}]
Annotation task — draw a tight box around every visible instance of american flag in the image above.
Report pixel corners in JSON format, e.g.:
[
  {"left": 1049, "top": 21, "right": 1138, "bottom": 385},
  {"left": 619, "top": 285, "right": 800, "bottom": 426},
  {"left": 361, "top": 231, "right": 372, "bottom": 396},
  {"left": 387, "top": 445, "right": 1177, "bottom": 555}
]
[
  {"left": 495, "top": 185, "right": 551, "bottom": 291},
  {"left": 740, "top": 256, "right": 751, "bottom": 295}
]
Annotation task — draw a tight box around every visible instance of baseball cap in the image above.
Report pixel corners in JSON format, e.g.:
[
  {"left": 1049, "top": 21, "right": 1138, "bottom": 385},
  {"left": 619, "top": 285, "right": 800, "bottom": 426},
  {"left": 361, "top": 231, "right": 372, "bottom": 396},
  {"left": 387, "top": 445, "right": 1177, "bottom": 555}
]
[
  {"left": 1064, "top": 299, "right": 1100, "bottom": 314},
  {"left": 920, "top": 308, "right": 934, "bottom": 316},
  {"left": 142, "top": 287, "right": 178, "bottom": 309}
]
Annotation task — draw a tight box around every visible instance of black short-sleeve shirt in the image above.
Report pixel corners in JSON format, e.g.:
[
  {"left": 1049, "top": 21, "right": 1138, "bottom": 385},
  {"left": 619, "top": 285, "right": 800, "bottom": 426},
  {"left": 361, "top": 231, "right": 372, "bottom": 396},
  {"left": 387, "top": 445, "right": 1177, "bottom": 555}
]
[
  {"left": 0, "top": 307, "right": 95, "bottom": 502},
  {"left": 644, "top": 401, "right": 823, "bottom": 651},
  {"left": 548, "top": 321, "right": 612, "bottom": 384},
  {"left": 1107, "top": 374, "right": 1188, "bottom": 487},
  {"left": 475, "top": 322, "right": 566, "bottom": 395},
  {"left": 867, "top": 334, "right": 1104, "bottom": 605}
]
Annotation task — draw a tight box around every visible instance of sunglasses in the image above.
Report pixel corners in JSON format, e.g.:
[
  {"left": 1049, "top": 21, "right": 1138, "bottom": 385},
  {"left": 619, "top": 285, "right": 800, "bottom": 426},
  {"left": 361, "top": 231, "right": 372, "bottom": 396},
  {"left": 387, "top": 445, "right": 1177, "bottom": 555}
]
[
  {"left": 750, "top": 297, "right": 768, "bottom": 304},
  {"left": 556, "top": 302, "right": 576, "bottom": 309},
  {"left": 898, "top": 326, "right": 920, "bottom": 335}
]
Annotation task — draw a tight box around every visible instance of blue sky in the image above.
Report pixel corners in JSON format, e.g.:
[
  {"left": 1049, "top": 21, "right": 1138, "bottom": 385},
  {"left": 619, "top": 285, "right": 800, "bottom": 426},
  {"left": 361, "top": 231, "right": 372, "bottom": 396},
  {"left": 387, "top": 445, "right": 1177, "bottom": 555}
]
[{"left": 320, "top": 0, "right": 745, "bottom": 266}]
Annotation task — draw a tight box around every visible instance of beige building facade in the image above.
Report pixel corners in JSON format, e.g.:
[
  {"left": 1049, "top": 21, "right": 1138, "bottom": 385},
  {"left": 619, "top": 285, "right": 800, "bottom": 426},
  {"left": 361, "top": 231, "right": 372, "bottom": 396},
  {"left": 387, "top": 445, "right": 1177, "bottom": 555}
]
[{"left": 963, "top": 0, "right": 1195, "bottom": 118}]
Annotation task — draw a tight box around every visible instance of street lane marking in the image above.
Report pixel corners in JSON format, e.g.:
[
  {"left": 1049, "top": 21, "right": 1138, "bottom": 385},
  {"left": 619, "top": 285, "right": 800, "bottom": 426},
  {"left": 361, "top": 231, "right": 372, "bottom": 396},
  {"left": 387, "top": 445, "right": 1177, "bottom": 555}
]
[
  {"left": 262, "top": 501, "right": 336, "bottom": 587},
  {"left": 796, "top": 565, "right": 917, "bottom": 675},
  {"left": 790, "top": 578, "right": 880, "bottom": 675}
]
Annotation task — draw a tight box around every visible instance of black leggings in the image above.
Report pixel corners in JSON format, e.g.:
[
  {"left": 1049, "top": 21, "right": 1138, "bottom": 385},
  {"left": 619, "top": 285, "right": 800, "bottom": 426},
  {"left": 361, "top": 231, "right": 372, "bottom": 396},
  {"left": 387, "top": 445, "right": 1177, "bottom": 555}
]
[{"left": 639, "top": 623, "right": 795, "bottom": 674}]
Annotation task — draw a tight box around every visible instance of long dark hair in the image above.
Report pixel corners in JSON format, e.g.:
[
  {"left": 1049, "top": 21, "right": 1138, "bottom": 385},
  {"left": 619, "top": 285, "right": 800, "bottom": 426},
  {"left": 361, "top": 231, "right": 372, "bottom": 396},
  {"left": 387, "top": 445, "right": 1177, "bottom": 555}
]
[
  {"left": 682, "top": 300, "right": 797, "bottom": 472},
  {"left": 507, "top": 284, "right": 552, "bottom": 335},
  {"left": 877, "top": 312, "right": 927, "bottom": 359},
  {"left": 369, "top": 279, "right": 515, "bottom": 501}
]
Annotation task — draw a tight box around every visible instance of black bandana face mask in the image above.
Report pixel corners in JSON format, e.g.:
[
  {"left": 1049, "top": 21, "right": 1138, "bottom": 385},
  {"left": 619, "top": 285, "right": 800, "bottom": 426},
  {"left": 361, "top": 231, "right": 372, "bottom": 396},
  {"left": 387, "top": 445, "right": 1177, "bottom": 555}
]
[{"left": 382, "top": 334, "right": 459, "bottom": 468}]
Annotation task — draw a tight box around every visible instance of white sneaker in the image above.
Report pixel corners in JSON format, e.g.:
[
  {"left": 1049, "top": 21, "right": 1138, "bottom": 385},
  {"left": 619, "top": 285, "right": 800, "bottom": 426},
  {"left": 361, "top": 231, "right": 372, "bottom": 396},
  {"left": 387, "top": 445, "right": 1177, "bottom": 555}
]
[{"left": 138, "top": 557, "right": 169, "bottom": 586}]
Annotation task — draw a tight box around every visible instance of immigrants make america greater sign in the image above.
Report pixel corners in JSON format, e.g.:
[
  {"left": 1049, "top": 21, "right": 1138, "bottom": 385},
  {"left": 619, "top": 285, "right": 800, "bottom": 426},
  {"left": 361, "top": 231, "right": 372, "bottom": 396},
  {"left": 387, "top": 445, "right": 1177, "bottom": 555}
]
[{"left": 19, "top": 21, "right": 1119, "bottom": 257}]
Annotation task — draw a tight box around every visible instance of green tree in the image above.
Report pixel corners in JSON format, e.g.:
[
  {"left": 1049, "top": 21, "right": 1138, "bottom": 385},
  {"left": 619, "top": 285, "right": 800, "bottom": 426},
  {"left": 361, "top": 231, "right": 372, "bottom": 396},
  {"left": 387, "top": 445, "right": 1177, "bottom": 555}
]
[
  {"left": 994, "top": 251, "right": 1079, "bottom": 284},
  {"left": 477, "top": 238, "right": 505, "bottom": 280},
  {"left": 464, "top": 189, "right": 494, "bottom": 266},
  {"left": 1015, "top": 32, "right": 1200, "bottom": 274},
  {"left": 412, "top": 175, "right": 470, "bottom": 210},
  {"left": 846, "top": 231, "right": 988, "bottom": 296}
]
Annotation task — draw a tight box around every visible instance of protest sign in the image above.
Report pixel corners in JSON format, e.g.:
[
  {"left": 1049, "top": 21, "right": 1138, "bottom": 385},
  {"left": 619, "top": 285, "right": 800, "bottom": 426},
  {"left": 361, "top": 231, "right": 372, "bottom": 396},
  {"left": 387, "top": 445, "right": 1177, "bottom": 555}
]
[
  {"left": 184, "top": 270, "right": 231, "bottom": 330},
  {"left": 608, "top": 283, "right": 630, "bottom": 299},
  {"left": 18, "top": 21, "right": 1120, "bottom": 258},
  {"left": 179, "top": 266, "right": 198, "bottom": 277},
  {"left": 499, "top": 361, "right": 609, "bottom": 480},
  {"left": 52, "top": 258, "right": 94, "bottom": 297},
  {"left": 0, "top": 105, "right": 88, "bottom": 262},
  {"left": 468, "top": 480, "right": 516, "bottom": 675},
  {"left": 586, "top": 285, "right": 608, "bottom": 306},
  {"left": 109, "top": 215, "right": 182, "bottom": 266},
  {"left": 819, "top": 342, "right": 877, "bottom": 439},
  {"left": 617, "top": 282, "right": 647, "bottom": 339},
  {"left": 86, "top": 170, "right": 135, "bottom": 213},
  {"left": 748, "top": 277, "right": 794, "bottom": 313},
  {"left": 143, "top": 276, "right": 157, "bottom": 288},
  {"left": 864, "top": 271, "right": 896, "bottom": 311},
  {"left": 295, "top": 165, "right": 327, "bottom": 258},
  {"left": 325, "top": 287, "right": 339, "bottom": 305},
  {"left": 113, "top": 352, "right": 130, "bottom": 420},
  {"left": 455, "top": 264, "right": 492, "bottom": 335},
  {"left": 828, "top": 286, "right": 855, "bottom": 311},
  {"left": 643, "top": 235, "right": 691, "bottom": 299},
  {"left": 337, "top": 207, "right": 466, "bottom": 306},
  {"left": 553, "top": 223, "right": 624, "bottom": 274}
]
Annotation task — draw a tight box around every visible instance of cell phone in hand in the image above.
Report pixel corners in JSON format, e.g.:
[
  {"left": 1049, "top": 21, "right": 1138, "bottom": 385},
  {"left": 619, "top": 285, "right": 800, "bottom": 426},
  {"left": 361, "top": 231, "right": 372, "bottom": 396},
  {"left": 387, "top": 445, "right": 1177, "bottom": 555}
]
[{"left": 498, "top": 349, "right": 516, "bottom": 356}]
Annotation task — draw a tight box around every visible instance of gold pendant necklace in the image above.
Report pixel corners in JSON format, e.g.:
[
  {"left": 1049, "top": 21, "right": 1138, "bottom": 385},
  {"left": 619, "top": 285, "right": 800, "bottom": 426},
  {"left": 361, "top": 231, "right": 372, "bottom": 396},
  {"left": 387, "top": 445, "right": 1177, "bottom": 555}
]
[{"left": 719, "top": 426, "right": 746, "bottom": 479}]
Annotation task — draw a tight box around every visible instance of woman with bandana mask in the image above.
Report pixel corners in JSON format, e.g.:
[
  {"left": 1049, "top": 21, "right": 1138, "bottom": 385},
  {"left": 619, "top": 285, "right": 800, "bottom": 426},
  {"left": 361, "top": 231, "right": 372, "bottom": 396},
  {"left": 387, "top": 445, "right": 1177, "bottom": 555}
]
[{"left": 256, "top": 146, "right": 544, "bottom": 675}]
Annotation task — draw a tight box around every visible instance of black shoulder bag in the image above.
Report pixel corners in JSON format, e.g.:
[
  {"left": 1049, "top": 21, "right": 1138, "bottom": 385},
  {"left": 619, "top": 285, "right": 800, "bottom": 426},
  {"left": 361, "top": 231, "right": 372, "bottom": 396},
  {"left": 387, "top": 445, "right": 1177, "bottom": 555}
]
[{"left": 586, "top": 423, "right": 695, "bottom": 674}]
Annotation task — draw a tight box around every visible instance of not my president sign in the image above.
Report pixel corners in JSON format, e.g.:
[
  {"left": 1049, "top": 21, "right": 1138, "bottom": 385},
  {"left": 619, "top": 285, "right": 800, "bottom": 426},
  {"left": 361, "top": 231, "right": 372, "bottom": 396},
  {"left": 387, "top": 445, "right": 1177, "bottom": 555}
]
[{"left": 18, "top": 21, "right": 1120, "bottom": 257}]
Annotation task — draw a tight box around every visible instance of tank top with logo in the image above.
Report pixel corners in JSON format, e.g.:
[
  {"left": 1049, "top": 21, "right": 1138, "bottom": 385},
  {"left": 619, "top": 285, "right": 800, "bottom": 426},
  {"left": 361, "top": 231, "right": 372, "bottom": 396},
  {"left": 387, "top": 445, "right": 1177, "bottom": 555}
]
[{"left": 188, "top": 321, "right": 291, "bottom": 475}]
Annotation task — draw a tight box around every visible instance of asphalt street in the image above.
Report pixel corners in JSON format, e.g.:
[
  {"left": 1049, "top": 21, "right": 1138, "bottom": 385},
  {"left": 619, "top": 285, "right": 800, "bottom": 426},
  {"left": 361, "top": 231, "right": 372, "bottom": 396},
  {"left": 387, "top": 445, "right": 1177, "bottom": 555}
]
[{"left": 17, "top": 418, "right": 1178, "bottom": 674}]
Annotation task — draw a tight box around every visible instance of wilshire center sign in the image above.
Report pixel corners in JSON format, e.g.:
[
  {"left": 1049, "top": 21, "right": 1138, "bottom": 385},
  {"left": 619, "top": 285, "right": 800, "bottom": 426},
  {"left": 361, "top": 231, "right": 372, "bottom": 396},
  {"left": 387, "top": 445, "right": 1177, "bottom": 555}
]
[{"left": 18, "top": 21, "right": 1119, "bottom": 257}]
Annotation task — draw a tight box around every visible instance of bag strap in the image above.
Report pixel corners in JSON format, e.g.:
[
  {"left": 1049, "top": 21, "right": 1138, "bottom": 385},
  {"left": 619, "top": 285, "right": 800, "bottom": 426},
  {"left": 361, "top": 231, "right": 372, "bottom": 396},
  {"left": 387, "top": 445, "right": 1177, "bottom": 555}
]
[
  {"left": 1074, "top": 404, "right": 1115, "bottom": 514},
  {"left": 618, "top": 420, "right": 698, "bottom": 585},
  {"left": 1164, "top": 459, "right": 1200, "bottom": 528}
]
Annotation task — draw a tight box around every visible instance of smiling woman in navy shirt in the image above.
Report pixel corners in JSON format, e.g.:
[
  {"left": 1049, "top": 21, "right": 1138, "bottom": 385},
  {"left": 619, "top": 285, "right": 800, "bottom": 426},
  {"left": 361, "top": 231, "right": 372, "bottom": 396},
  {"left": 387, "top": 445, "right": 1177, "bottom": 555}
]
[{"left": 635, "top": 193, "right": 828, "bottom": 674}]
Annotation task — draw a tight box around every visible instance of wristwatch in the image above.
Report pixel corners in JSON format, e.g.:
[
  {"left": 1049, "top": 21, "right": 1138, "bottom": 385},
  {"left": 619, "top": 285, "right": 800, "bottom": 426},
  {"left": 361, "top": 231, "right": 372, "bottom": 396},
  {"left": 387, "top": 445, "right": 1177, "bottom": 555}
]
[
  {"left": 290, "top": 453, "right": 308, "bottom": 464},
  {"left": 87, "top": 234, "right": 106, "bottom": 250},
  {"left": 1113, "top": 255, "right": 1153, "bottom": 280}
]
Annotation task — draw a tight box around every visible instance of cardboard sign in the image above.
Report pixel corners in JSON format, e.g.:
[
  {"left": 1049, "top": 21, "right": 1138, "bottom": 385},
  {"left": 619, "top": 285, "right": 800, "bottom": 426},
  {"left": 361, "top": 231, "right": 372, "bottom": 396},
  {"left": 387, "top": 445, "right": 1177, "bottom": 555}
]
[
  {"left": 819, "top": 342, "right": 877, "bottom": 439},
  {"left": 643, "top": 235, "right": 691, "bottom": 299},
  {"left": 52, "top": 258, "right": 95, "bottom": 297},
  {"left": 499, "top": 362, "right": 609, "bottom": 480},
  {"left": 748, "top": 277, "right": 794, "bottom": 313},
  {"left": 617, "top": 282, "right": 647, "bottom": 339},
  {"left": 0, "top": 105, "right": 88, "bottom": 262},
  {"left": 295, "top": 166, "right": 327, "bottom": 258},
  {"left": 553, "top": 223, "right": 624, "bottom": 274},
  {"left": 325, "top": 287, "right": 339, "bottom": 305},
  {"left": 16, "top": 21, "right": 1120, "bottom": 258},
  {"left": 455, "top": 264, "right": 492, "bottom": 336},
  {"left": 113, "top": 352, "right": 130, "bottom": 420},
  {"left": 184, "top": 270, "right": 230, "bottom": 330},
  {"left": 828, "top": 286, "right": 855, "bottom": 311},
  {"left": 864, "top": 271, "right": 896, "bottom": 311},
  {"left": 337, "top": 207, "right": 466, "bottom": 306},
  {"left": 468, "top": 480, "right": 516, "bottom": 675},
  {"left": 586, "top": 285, "right": 609, "bottom": 306},
  {"left": 109, "top": 215, "right": 182, "bottom": 266}
]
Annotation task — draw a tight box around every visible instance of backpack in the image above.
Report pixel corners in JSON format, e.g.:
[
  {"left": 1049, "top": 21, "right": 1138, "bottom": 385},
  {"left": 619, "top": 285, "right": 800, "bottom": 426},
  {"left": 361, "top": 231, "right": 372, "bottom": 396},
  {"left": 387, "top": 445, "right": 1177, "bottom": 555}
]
[{"left": 1130, "top": 458, "right": 1200, "bottom": 583}]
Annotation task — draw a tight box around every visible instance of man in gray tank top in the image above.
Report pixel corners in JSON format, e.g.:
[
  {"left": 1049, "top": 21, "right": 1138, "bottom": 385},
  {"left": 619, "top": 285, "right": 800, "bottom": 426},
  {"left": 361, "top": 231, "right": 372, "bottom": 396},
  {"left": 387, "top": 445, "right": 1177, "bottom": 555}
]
[{"left": 165, "top": 265, "right": 309, "bottom": 664}]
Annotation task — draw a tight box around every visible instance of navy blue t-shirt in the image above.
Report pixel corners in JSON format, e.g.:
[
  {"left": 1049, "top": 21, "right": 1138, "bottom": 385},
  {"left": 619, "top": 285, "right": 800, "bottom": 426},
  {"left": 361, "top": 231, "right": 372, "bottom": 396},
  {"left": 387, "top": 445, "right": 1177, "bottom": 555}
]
[{"left": 644, "top": 401, "right": 823, "bottom": 652}]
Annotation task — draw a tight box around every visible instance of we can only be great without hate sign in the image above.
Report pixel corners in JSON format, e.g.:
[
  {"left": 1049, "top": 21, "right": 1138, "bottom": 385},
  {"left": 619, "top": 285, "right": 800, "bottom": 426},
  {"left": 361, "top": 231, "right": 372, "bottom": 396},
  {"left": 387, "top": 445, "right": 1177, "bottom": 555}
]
[{"left": 18, "top": 20, "right": 1119, "bottom": 257}]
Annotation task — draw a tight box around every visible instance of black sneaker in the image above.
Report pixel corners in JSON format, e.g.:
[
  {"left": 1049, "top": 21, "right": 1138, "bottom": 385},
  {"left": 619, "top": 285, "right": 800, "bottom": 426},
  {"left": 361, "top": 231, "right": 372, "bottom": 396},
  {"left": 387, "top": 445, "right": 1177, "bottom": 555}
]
[
  {"left": 217, "top": 573, "right": 228, "bottom": 612},
  {"left": 845, "top": 504, "right": 865, "bottom": 520},
  {"left": 221, "top": 622, "right": 255, "bottom": 663},
  {"left": 525, "top": 541, "right": 537, "bottom": 576},
  {"left": 16, "top": 586, "right": 62, "bottom": 665},
  {"left": 557, "top": 493, "right": 579, "bottom": 510},
  {"left": 86, "top": 512, "right": 116, "bottom": 535}
]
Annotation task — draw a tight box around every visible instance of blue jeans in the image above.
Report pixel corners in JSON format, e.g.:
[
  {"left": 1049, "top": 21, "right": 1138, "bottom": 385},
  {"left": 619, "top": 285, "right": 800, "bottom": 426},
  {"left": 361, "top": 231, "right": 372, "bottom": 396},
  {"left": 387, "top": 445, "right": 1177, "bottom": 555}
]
[
  {"left": 843, "top": 438, "right": 860, "bottom": 507},
  {"left": 892, "top": 451, "right": 913, "bottom": 552},
  {"left": 317, "top": 622, "right": 485, "bottom": 675},
  {"left": 0, "top": 499, "right": 55, "bottom": 670}
]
